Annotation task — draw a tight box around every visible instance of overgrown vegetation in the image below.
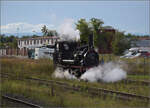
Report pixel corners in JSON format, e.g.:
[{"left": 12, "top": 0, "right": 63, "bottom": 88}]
[
  {"left": 0, "top": 57, "right": 54, "bottom": 79},
  {"left": 1, "top": 79, "right": 149, "bottom": 107},
  {"left": 112, "top": 32, "right": 131, "bottom": 55},
  {"left": 1, "top": 57, "right": 149, "bottom": 97},
  {"left": 0, "top": 35, "right": 18, "bottom": 48}
]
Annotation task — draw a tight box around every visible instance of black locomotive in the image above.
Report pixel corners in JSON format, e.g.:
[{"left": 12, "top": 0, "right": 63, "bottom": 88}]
[{"left": 53, "top": 34, "right": 99, "bottom": 78}]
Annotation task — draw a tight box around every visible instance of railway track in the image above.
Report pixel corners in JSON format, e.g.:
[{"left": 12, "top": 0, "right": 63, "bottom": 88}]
[
  {"left": 2, "top": 95, "right": 42, "bottom": 108},
  {"left": 26, "top": 77, "right": 150, "bottom": 102},
  {"left": 1, "top": 73, "right": 150, "bottom": 102},
  {"left": 124, "top": 79, "right": 150, "bottom": 86},
  {"left": 1, "top": 72, "right": 150, "bottom": 86}
]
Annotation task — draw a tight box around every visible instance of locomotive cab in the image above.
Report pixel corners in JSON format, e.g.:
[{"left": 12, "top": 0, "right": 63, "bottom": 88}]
[{"left": 53, "top": 41, "right": 78, "bottom": 65}]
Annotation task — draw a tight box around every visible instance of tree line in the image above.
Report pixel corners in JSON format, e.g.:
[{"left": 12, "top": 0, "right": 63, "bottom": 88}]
[{"left": 0, "top": 35, "right": 18, "bottom": 48}]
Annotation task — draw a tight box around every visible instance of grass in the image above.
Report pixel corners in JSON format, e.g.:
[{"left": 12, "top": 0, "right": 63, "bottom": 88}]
[
  {"left": 1, "top": 79, "right": 149, "bottom": 107},
  {"left": 1, "top": 57, "right": 150, "bottom": 96},
  {"left": 128, "top": 75, "right": 150, "bottom": 81},
  {"left": 0, "top": 57, "right": 54, "bottom": 79},
  {"left": 55, "top": 78, "right": 150, "bottom": 96},
  {"left": 0, "top": 57, "right": 150, "bottom": 107}
]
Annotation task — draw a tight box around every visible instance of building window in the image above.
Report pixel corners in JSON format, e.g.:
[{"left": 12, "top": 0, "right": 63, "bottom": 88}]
[
  {"left": 18, "top": 40, "right": 20, "bottom": 45},
  {"left": 53, "top": 39, "right": 55, "bottom": 43},
  {"left": 30, "top": 40, "right": 32, "bottom": 45},
  {"left": 51, "top": 39, "right": 53, "bottom": 44},
  {"left": 34, "top": 40, "right": 36, "bottom": 44},
  {"left": 27, "top": 40, "right": 29, "bottom": 45},
  {"left": 37, "top": 40, "right": 39, "bottom": 44},
  {"left": 41, "top": 39, "right": 42, "bottom": 44},
  {"left": 24, "top": 40, "right": 26, "bottom": 45}
]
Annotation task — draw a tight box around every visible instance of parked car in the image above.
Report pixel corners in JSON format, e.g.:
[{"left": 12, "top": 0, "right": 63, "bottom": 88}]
[
  {"left": 139, "top": 50, "right": 150, "bottom": 57},
  {"left": 120, "top": 48, "right": 150, "bottom": 58}
]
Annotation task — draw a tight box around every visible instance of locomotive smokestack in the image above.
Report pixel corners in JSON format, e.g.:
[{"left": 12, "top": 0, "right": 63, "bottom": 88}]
[{"left": 88, "top": 33, "right": 94, "bottom": 49}]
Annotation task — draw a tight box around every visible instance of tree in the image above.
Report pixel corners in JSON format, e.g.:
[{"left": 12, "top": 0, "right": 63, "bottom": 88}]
[
  {"left": 76, "top": 18, "right": 104, "bottom": 47},
  {"left": 0, "top": 34, "right": 6, "bottom": 43},
  {"left": 0, "top": 34, "right": 18, "bottom": 48},
  {"left": 90, "top": 18, "right": 104, "bottom": 47},
  {"left": 112, "top": 32, "right": 131, "bottom": 55},
  {"left": 41, "top": 25, "right": 48, "bottom": 36},
  {"left": 41, "top": 25, "right": 58, "bottom": 37},
  {"left": 76, "top": 18, "right": 132, "bottom": 55},
  {"left": 76, "top": 19, "right": 91, "bottom": 44},
  {"left": 90, "top": 18, "right": 104, "bottom": 31},
  {"left": 98, "top": 32, "right": 114, "bottom": 52},
  {"left": 47, "top": 30, "right": 58, "bottom": 37}
]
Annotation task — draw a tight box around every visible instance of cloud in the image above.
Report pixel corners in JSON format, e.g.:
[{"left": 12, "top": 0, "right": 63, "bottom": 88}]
[
  {"left": 0, "top": 18, "right": 80, "bottom": 39},
  {"left": 0, "top": 22, "right": 54, "bottom": 34}
]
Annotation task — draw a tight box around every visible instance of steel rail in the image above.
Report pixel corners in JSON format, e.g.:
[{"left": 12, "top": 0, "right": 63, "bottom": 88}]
[
  {"left": 124, "top": 79, "right": 150, "bottom": 86},
  {"left": 1, "top": 73, "right": 150, "bottom": 85},
  {"left": 1, "top": 73, "right": 150, "bottom": 86},
  {"left": 26, "top": 77, "right": 150, "bottom": 101},
  {"left": 2, "top": 95, "right": 43, "bottom": 108}
]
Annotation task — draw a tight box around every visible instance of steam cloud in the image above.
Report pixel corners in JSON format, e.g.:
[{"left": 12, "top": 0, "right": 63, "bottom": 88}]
[
  {"left": 53, "top": 62, "right": 127, "bottom": 83},
  {"left": 57, "top": 19, "right": 80, "bottom": 41},
  {"left": 52, "top": 68, "right": 77, "bottom": 80},
  {"left": 80, "top": 62, "right": 127, "bottom": 82}
]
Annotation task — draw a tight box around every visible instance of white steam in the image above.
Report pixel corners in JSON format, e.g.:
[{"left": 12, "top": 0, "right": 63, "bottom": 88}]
[
  {"left": 53, "top": 62, "right": 127, "bottom": 83},
  {"left": 57, "top": 19, "right": 80, "bottom": 41},
  {"left": 80, "top": 62, "right": 127, "bottom": 82},
  {"left": 52, "top": 68, "right": 77, "bottom": 80}
]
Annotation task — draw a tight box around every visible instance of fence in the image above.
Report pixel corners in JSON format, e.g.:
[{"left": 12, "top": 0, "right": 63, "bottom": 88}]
[{"left": 0, "top": 48, "right": 28, "bottom": 56}]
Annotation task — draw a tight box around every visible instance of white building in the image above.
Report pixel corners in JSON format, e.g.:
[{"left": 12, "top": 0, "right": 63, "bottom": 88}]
[{"left": 17, "top": 36, "right": 59, "bottom": 49}]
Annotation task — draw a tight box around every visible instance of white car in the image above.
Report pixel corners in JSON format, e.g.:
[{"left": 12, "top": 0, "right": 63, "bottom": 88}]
[
  {"left": 120, "top": 49, "right": 141, "bottom": 58},
  {"left": 120, "top": 52, "right": 135, "bottom": 58}
]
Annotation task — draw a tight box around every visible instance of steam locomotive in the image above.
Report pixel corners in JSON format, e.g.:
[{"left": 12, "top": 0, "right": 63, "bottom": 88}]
[{"left": 53, "top": 34, "right": 99, "bottom": 78}]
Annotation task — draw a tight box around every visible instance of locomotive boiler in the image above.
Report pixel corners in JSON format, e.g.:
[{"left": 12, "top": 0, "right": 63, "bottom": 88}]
[{"left": 53, "top": 34, "right": 99, "bottom": 78}]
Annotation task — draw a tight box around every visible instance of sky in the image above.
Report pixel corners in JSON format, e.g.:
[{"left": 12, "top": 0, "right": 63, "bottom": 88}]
[{"left": 0, "top": 1, "right": 150, "bottom": 36}]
